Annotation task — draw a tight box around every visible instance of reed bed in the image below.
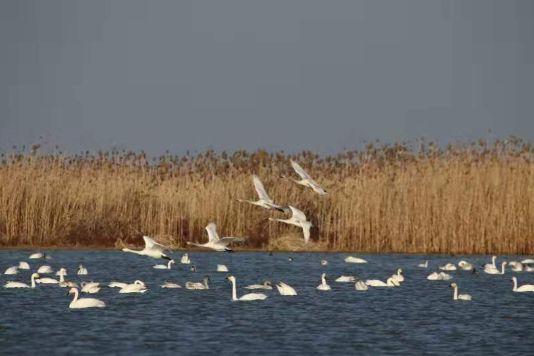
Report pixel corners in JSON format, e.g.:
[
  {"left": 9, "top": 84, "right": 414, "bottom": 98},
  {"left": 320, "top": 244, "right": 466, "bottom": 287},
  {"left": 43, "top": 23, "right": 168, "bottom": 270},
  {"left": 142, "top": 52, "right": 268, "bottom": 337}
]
[{"left": 1, "top": 138, "right": 533, "bottom": 254}]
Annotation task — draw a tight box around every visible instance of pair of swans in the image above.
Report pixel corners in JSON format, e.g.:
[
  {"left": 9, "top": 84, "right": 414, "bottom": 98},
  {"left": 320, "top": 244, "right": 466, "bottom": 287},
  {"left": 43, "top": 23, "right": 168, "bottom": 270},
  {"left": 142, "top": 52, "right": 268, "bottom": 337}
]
[
  {"left": 4, "top": 273, "right": 40, "bottom": 288},
  {"left": 185, "top": 277, "right": 209, "bottom": 290},
  {"left": 68, "top": 288, "right": 105, "bottom": 309},
  {"left": 227, "top": 276, "right": 267, "bottom": 301},
  {"left": 317, "top": 273, "right": 331, "bottom": 291},
  {"left": 269, "top": 206, "right": 313, "bottom": 244},
  {"left": 427, "top": 272, "right": 452, "bottom": 281},
  {"left": 238, "top": 175, "right": 288, "bottom": 213},
  {"left": 484, "top": 262, "right": 507, "bottom": 275},
  {"left": 187, "top": 223, "right": 245, "bottom": 252},
  {"left": 344, "top": 256, "right": 367, "bottom": 264},
  {"left": 450, "top": 283, "right": 472, "bottom": 301},
  {"left": 4, "top": 262, "right": 31, "bottom": 275},
  {"left": 153, "top": 260, "right": 175, "bottom": 270},
  {"left": 511, "top": 277, "right": 534, "bottom": 292}
]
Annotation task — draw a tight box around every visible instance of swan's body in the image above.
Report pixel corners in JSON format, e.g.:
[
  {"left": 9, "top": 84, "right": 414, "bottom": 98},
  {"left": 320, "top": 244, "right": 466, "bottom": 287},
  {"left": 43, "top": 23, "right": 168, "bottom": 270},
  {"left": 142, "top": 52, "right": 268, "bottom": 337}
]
[
  {"left": 276, "top": 282, "right": 297, "bottom": 296},
  {"left": 119, "top": 280, "right": 147, "bottom": 294},
  {"left": 37, "top": 265, "right": 53, "bottom": 274},
  {"left": 317, "top": 273, "right": 331, "bottom": 291},
  {"left": 216, "top": 264, "right": 229, "bottom": 272},
  {"left": 511, "top": 277, "right": 534, "bottom": 292},
  {"left": 289, "top": 160, "right": 327, "bottom": 195},
  {"left": 390, "top": 269, "right": 404, "bottom": 283},
  {"left": 29, "top": 252, "right": 44, "bottom": 259},
  {"left": 344, "top": 256, "right": 367, "bottom": 264},
  {"left": 484, "top": 262, "right": 507, "bottom": 275},
  {"left": 81, "top": 282, "right": 100, "bottom": 294},
  {"left": 153, "top": 260, "right": 175, "bottom": 270},
  {"left": 238, "top": 175, "right": 287, "bottom": 212},
  {"left": 450, "top": 283, "right": 472, "bottom": 301},
  {"left": 161, "top": 282, "right": 182, "bottom": 289},
  {"left": 77, "top": 265, "right": 88, "bottom": 275},
  {"left": 180, "top": 253, "right": 191, "bottom": 264},
  {"left": 458, "top": 260, "right": 474, "bottom": 271},
  {"left": 227, "top": 276, "right": 267, "bottom": 301},
  {"left": 484, "top": 256, "right": 498, "bottom": 270},
  {"left": 365, "top": 278, "right": 400, "bottom": 287},
  {"left": 509, "top": 261, "right": 523, "bottom": 272},
  {"left": 355, "top": 281, "right": 368, "bottom": 291},
  {"left": 244, "top": 281, "right": 273, "bottom": 290},
  {"left": 122, "top": 235, "right": 171, "bottom": 259},
  {"left": 320, "top": 259, "right": 328, "bottom": 266},
  {"left": 18, "top": 262, "right": 30, "bottom": 270},
  {"left": 335, "top": 275, "right": 356, "bottom": 283},
  {"left": 187, "top": 223, "right": 245, "bottom": 252},
  {"left": 521, "top": 258, "right": 534, "bottom": 264},
  {"left": 68, "top": 288, "right": 105, "bottom": 309},
  {"left": 439, "top": 263, "right": 457, "bottom": 271},
  {"left": 37, "top": 276, "right": 59, "bottom": 284},
  {"left": 525, "top": 265, "right": 534, "bottom": 272},
  {"left": 185, "top": 278, "right": 209, "bottom": 290},
  {"left": 4, "top": 266, "right": 18, "bottom": 275},
  {"left": 427, "top": 272, "right": 452, "bottom": 281},
  {"left": 418, "top": 260, "right": 429, "bottom": 268},
  {"left": 109, "top": 281, "right": 129, "bottom": 289},
  {"left": 4, "top": 273, "right": 40, "bottom": 288},
  {"left": 269, "top": 206, "right": 312, "bottom": 244}
]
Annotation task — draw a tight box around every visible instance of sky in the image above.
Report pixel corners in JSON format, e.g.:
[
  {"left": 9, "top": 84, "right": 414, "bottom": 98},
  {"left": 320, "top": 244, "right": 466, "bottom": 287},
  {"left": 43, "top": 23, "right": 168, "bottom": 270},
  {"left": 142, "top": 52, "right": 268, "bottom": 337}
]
[{"left": 1, "top": 0, "right": 533, "bottom": 155}]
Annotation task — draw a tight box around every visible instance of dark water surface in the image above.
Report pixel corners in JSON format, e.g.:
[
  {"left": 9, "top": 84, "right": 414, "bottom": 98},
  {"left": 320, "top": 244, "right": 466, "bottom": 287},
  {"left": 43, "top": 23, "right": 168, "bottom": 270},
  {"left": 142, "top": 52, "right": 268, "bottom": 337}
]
[{"left": 1, "top": 251, "right": 533, "bottom": 355}]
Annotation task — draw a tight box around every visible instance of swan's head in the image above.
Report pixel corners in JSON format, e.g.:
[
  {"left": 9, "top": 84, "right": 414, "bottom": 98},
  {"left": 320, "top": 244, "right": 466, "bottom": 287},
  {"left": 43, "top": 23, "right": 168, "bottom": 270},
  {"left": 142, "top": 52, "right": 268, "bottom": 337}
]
[
  {"left": 134, "top": 280, "right": 145, "bottom": 286},
  {"left": 397, "top": 268, "right": 403, "bottom": 274},
  {"left": 450, "top": 282, "right": 458, "bottom": 288},
  {"left": 226, "top": 275, "right": 236, "bottom": 283},
  {"left": 31, "top": 273, "right": 40, "bottom": 279},
  {"left": 170, "top": 260, "right": 176, "bottom": 265},
  {"left": 264, "top": 281, "right": 272, "bottom": 287},
  {"left": 68, "top": 287, "right": 78, "bottom": 295},
  {"left": 511, "top": 277, "right": 517, "bottom": 282}
]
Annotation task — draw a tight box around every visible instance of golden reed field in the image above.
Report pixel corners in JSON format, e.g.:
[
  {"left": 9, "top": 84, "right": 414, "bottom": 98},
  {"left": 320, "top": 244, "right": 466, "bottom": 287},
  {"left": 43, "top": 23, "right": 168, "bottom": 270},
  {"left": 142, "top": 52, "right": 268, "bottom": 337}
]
[{"left": 1, "top": 138, "right": 533, "bottom": 254}]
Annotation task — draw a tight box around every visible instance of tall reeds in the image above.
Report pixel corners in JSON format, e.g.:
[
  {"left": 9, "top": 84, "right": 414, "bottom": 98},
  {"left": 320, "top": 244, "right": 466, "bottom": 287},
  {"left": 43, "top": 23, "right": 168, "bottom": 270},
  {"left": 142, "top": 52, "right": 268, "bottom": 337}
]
[{"left": 0, "top": 137, "right": 533, "bottom": 254}]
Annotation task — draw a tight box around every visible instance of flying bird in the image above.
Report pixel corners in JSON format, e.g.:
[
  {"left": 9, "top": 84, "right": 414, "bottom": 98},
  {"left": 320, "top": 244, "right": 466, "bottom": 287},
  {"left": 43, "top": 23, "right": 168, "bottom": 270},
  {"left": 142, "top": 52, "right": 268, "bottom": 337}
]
[
  {"left": 187, "top": 223, "right": 245, "bottom": 252},
  {"left": 288, "top": 160, "right": 327, "bottom": 195},
  {"left": 269, "top": 206, "right": 313, "bottom": 244},
  {"left": 122, "top": 236, "right": 172, "bottom": 260},
  {"left": 238, "top": 175, "right": 288, "bottom": 212}
]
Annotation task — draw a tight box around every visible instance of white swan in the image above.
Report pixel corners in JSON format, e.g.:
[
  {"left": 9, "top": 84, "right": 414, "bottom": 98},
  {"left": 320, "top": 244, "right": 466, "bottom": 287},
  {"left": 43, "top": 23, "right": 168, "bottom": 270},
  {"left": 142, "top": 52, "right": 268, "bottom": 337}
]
[
  {"left": 109, "top": 281, "right": 129, "bottom": 289},
  {"left": 288, "top": 160, "right": 327, "bottom": 195},
  {"left": 153, "top": 260, "right": 175, "bottom": 270},
  {"left": 227, "top": 276, "right": 267, "bottom": 301},
  {"left": 18, "top": 261, "right": 30, "bottom": 270},
  {"left": 511, "top": 277, "right": 534, "bottom": 292},
  {"left": 335, "top": 275, "right": 356, "bottom": 283},
  {"left": 525, "top": 265, "right": 534, "bottom": 272},
  {"left": 365, "top": 278, "right": 400, "bottom": 287},
  {"left": 244, "top": 281, "right": 273, "bottom": 290},
  {"left": 29, "top": 252, "right": 44, "bottom": 259},
  {"left": 344, "top": 256, "right": 367, "bottom": 264},
  {"left": 439, "top": 263, "right": 457, "bottom": 271},
  {"left": 390, "top": 268, "right": 404, "bottom": 283},
  {"left": 161, "top": 282, "right": 182, "bottom": 289},
  {"left": 119, "top": 280, "right": 147, "bottom": 294},
  {"left": 484, "top": 256, "right": 498, "bottom": 270},
  {"left": 317, "top": 273, "right": 331, "bottom": 291},
  {"left": 450, "top": 283, "right": 472, "bottom": 301},
  {"left": 355, "top": 280, "right": 368, "bottom": 291},
  {"left": 269, "top": 206, "right": 312, "bottom": 244},
  {"left": 81, "top": 282, "right": 100, "bottom": 294},
  {"left": 180, "top": 253, "right": 191, "bottom": 264},
  {"left": 37, "top": 275, "right": 59, "bottom": 284},
  {"left": 484, "top": 262, "right": 507, "bottom": 275},
  {"left": 458, "top": 260, "right": 474, "bottom": 271},
  {"left": 276, "top": 282, "right": 297, "bottom": 296},
  {"left": 216, "top": 264, "right": 229, "bottom": 272},
  {"left": 37, "top": 265, "right": 53, "bottom": 274},
  {"left": 68, "top": 287, "right": 105, "bottom": 309},
  {"left": 521, "top": 258, "right": 534, "bottom": 264},
  {"left": 122, "top": 235, "right": 172, "bottom": 260},
  {"left": 320, "top": 259, "right": 328, "bottom": 266},
  {"left": 418, "top": 260, "right": 429, "bottom": 268},
  {"left": 56, "top": 267, "right": 68, "bottom": 276},
  {"left": 77, "top": 265, "right": 88, "bottom": 275},
  {"left": 4, "top": 266, "right": 18, "bottom": 275},
  {"left": 508, "top": 261, "right": 523, "bottom": 272},
  {"left": 58, "top": 270, "right": 77, "bottom": 288},
  {"left": 4, "top": 273, "right": 40, "bottom": 288},
  {"left": 187, "top": 223, "right": 245, "bottom": 252},
  {"left": 427, "top": 272, "right": 452, "bottom": 281},
  {"left": 238, "top": 175, "right": 287, "bottom": 212},
  {"left": 185, "top": 277, "right": 210, "bottom": 290}
]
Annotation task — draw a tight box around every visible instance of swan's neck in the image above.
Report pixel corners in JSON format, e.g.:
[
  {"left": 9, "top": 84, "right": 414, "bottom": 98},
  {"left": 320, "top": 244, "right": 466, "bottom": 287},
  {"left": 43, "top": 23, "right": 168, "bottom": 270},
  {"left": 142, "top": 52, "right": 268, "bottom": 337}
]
[
  {"left": 231, "top": 280, "right": 238, "bottom": 301},
  {"left": 321, "top": 276, "right": 327, "bottom": 286},
  {"left": 31, "top": 275, "right": 37, "bottom": 288},
  {"left": 501, "top": 263, "right": 506, "bottom": 274},
  {"left": 204, "top": 279, "right": 209, "bottom": 288},
  {"left": 72, "top": 289, "right": 79, "bottom": 303},
  {"left": 492, "top": 256, "right": 497, "bottom": 267},
  {"left": 397, "top": 270, "right": 402, "bottom": 276},
  {"left": 453, "top": 286, "right": 458, "bottom": 300},
  {"left": 122, "top": 248, "right": 142, "bottom": 255},
  {"left": 512, "top": 278, "right": 517, "bottom": 291},
  {"left": 167, "top": 261, "right": 172, "bottom": 269},
  {"left": 59, "top": 273, "right": 65, "bottom": 283}
]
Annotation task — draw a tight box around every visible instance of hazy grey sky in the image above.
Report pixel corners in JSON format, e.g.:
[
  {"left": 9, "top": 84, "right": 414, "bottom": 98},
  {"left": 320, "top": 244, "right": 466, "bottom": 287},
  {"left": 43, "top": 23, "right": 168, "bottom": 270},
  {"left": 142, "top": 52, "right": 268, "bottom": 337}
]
[{"left": 1, "top": 0, "right": 533, "bottom": 155}]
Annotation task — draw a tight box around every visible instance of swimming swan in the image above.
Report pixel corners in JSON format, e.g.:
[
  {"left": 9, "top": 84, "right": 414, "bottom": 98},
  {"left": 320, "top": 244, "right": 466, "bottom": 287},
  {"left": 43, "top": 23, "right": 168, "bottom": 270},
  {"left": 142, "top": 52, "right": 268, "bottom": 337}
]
[
  {"left": 37, "top": 275, "right": 59, "bottom": 284},
  {"left": 317, "top": 273, "right": 331, "bottom": 291},
  {"left": 216, "top": 264, "right": 229, "bottom": 272},
  {"left": 237, "top": 175, "right": 287, "bottom": 212},
  {"left": 77, "top": 265, "right": 88, "bottom": 275},
  {"left": 180, "top": 253, "right": 191, "bottom": 264},
  {"left": 418, "top": 260, "right": 429, "bottom": 268},
  {"left": 483, "top": 256, "right": 498, "bottom": 270},
  {"left": 122, "top": 235, "right": 172, "bottom": 260},
  {"left": 185, "top": 277, "right": 210, "bottom": 290},
  {"left": 4, "top": 266, "right": 18, "bottom": 275},
  {"left": 29, "top": 252, "right": 45, "bottom": 259},
  {"left": 187, "top": 223, "right": 245, "bottom": 252},
  {"left": 484, "top": 262, "right": 507, "bottom": 275},
  {"left": 4, "top": 273, "right": 40, "bottom": 288},
  {"left": 81, "top": 282, "right": 100, "bottom": 294},
  {"left": 276, "top": 282, "right": 297, "bottom": 296},
  {"left": 439, "top": 263, "right": 457, "bottom": 271},
  {"left": 227, "top": 276, "right": 267, "bottom": 301},
  {"left": 355, "top": 281, "right": 368, "bottom": 291},
  {"left": 335, "top": 275, "right": 356, "bottom": 283},
  {"left": 288, "top": 160, "right": 327, "bottom": 195},
  {"left": 511, "top": 277, "right": 534, "bottom": 292},
  {"left": 18, "top": 261, "right": 30, "bottom": 270},
  {"left": 119, "top": 280, "right": 147, "bottom": 294},
  {"left": 508, "top": 261, "right": 523, "bottom": 272},
  {"left": 320, "top": 259, "right": 328, "bottom": 266},
  {"left": 427, "top": 272, "right": 452, "bottom": 281},
  {"left": 390, "top": 268, "right": 404, "bottom": 283},
  {"left": 365, "top": 278, "right": 400, "bottom": 287},
  {"left": 58, "top": 270, "right": 78, "bottom": 288},
  {"left": 450, "top": 283, "right": 472, "bottom": 301},
  {"left": 68, "top": 287, "right": 105, "bottom": 309},
  {"left": 244, "top": 281, "right": 273, "bottom": 290},
  {"left": 268, "top": 206, "right": 313, "bottom": 244},
  {"left": 153, "top": 260, "right": 175, "bottom": 270},
  {"left": 37, "top": 265, "right": 53, "bottom": 274},
  {"left": 458, "top": 260, "right": 474, "bottom": 271},
  {"left": 161, "top": 282, "right": 182, "bottom": 288},
  {"left": 344, "top": 256, "right": 367, "bottom": 264},
  {"left": 521, "top": 258, "right": 534, "bottom": 264}
]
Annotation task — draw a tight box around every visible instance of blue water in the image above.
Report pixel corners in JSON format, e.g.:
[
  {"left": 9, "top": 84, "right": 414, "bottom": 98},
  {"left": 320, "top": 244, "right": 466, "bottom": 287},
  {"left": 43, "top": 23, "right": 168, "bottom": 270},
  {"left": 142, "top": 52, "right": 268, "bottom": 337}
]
[{"left": 1, "top": 251, "right": 533, "bottom": 355}]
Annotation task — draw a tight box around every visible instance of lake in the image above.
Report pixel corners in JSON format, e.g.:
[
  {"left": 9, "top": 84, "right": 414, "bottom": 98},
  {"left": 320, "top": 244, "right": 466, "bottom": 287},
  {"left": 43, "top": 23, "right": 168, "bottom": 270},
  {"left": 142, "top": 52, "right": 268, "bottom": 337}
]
[{"left": 1, "top": 251, "right": 533, "bottom": 355}]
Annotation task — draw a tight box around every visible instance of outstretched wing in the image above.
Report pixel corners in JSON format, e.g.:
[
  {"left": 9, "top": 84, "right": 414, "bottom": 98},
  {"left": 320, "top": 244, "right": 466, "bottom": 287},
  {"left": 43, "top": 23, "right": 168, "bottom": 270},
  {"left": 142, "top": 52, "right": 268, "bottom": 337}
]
[
  {"left": 252, "top": 175, "right": 273, "bottom": 202},
  {"left": 143, "top": 236, "right": 168, "bottom": 252},
  {"left": 291, "top": 160, "right": 312, "bottom": 180},
  {"left": 205, "top": 223, "right": 220, "bottom": 243},
  {"left": 289, "top": 206, "right": 307, "bottom": 222},
  {"left": 219, "top": 236, "right": 246, "bottom": 246}
]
